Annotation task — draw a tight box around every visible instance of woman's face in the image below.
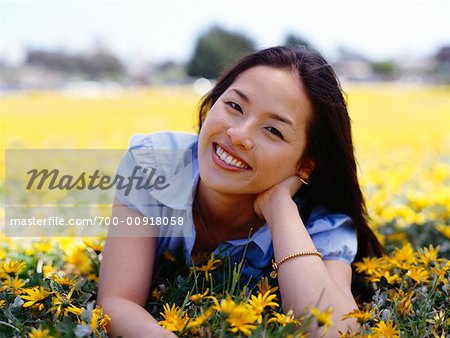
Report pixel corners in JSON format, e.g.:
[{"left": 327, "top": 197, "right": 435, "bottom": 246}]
[{"left": 198, "top": 65, "right": 313, "bottom": 196}]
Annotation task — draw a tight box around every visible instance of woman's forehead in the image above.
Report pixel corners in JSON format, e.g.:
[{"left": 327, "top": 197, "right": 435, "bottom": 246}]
[{"left": 225, "top": 65, "right": 312, "bottom": 125}]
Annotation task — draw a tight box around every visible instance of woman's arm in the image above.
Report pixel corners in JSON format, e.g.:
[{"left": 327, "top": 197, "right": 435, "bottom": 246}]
[
  {"left": 96, "top": 198, "right": 176, "bottom": 338},
  {"left": 255, "top": 177, "right": 359, "bottom": 337}
]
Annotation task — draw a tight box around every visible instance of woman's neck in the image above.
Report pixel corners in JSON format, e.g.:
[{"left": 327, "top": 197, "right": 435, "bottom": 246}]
[{"left": 195, "top": 179, "right": 265, "bottom": 240}]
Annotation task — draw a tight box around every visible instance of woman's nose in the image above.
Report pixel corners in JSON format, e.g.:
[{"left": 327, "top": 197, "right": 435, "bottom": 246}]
[{"left": 226, "top": 124, "right": 254, "bottom": 149}]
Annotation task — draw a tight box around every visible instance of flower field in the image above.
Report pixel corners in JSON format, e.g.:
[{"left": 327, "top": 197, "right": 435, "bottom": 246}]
[{"left": 0, "top": 84, "right": 449, "bottom": 337}]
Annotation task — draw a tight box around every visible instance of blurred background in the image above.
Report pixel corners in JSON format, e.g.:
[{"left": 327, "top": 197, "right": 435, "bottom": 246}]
[
  {"left": 1, "top": 1, "right": 449, "bottom": 249},
  {"left": 1, "top": 1, "right": 449, "bottom": 90}
]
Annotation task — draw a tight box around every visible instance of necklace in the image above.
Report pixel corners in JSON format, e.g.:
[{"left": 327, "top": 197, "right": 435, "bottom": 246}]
[{"left": 193, "top": 197, "right": 219, "bottom": 247}]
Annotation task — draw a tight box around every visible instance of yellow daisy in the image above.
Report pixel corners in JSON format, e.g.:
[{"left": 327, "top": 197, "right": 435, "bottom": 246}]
[
  {"left": 248, "top": 290, "right": 279, "bottom": 323},
  {"left": 310, "top": 307, "right": 334, "bottom": 334},
  {"left": 189, "top": 288, "right": 209, "bottom": 303},
  {"left": 267, "top": 309, "right": 300, "bottom": 327},
  {"left": 372, "top": 320, "right": 400, "bottom": 337},
  {"left": 21, "top": 286, "right": 51, "bottom": 311},
  {"left": 1, "top": 260, "right": 27, "bottom": 276},
  {"left": 191, "top": 253, "right": 221, "bottom": 282},
  {"left": 28, "top": 327, "right": 53, "bottom": 338}
]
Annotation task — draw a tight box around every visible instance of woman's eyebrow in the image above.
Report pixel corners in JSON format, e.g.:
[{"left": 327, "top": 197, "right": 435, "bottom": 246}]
[
  {"left": 266, "top": 112, "right": 294, "bottom": 130},
  {"left": 229, "top": 88, "right": 250, "bottom": 103}
]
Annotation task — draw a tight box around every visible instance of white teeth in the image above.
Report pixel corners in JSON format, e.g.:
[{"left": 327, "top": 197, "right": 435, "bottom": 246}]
[{"left": 215, "top": 144, "right": 249, "bottom": 169}]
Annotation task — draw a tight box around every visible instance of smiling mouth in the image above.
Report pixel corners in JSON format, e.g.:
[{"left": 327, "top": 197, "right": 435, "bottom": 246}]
[{"left": 214, "top": 143, "right": 251, "bottom": 169}]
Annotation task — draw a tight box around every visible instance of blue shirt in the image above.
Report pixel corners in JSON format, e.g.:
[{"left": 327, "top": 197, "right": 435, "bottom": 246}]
[{"left": 115, "top": 131, "right": 358, "bottom": 285}]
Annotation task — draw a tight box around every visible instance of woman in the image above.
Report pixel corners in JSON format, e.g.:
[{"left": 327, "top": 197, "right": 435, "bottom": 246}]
[{"left": 97, "top": 46, "right": 383, "bottom": 337}]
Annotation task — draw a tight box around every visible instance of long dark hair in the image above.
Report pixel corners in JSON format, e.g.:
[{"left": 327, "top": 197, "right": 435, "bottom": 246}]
[{"left": 197, "top": 46, "right": 383, "bottom": 301}]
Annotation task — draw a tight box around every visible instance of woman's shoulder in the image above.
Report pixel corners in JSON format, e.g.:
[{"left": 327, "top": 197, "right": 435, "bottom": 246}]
[
  {"left": 128, "top": 131, "right": 198, "bottom": 150},
  {"left": 306, "top": 205, "right": 358, "bottom": 264},
  {"left": 306, "top": 205, "right": 354, "bottom": 234}
]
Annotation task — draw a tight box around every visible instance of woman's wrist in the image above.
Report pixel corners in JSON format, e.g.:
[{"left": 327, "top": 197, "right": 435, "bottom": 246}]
[{"left": 261, "top": 193, "right": 298, "bottom": 227}]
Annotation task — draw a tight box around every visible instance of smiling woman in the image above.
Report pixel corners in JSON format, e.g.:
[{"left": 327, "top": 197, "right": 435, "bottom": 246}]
[{"left": 97, "top": 46, "right": 383, "bottom": 337}]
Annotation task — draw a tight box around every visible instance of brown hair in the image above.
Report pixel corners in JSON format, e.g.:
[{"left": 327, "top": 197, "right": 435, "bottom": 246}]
[{"left": 197, "top": 46, "right": 383, "bottom": 301}]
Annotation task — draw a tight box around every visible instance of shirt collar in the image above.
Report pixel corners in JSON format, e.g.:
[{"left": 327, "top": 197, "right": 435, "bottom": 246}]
[{"left": 223, "top": 224, "right": 272, "bottom": 256}]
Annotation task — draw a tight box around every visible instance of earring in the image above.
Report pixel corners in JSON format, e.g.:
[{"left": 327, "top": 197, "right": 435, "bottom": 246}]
[{"left": 299, "top": 177, "right": 309, "bottom": 185}]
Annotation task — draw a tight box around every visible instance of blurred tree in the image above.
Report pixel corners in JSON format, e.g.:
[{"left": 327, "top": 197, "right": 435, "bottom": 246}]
[
  {"left": 80, "top": 51, "right": 125, "bottom": 80},
  {"left": 433, "top": 45, "right": 450, "bottom": 83},
  {"left": 25, "top": 49, "right": 125, "bottom": 80},
  {"left": 371, "top": 60, "right": 398, "bottom": 79},
  {"left": 187, "top": 26, "right": 255, "bottom": 79},
  {"left": 284, "top": 33, "right": 314, "bottom": 49}
]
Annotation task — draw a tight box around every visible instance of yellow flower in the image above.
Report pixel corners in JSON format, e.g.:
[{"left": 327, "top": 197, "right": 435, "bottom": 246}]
[
  {"left": 387, "top": 257, "right": 412, "bottom": 271},
  {"left": 417, "top": 244, "right": 442, "bottom": 266},
  {"left": 248, "top": 290, "right": 279, "bottom": 323},
  {"left": 226, "top": 303, "right": 258, "bottom": 337},
  {"left": 310, "top": 307, "right": 334, "bottom": 334},
  {"left": 43, "top": 265, "right": 56, "bottom": 278},
  {"left": 82, "top": 238, "right": 104, "bottom": 253},
  {"left": 211, "top": 294, "right": 236, "bottom": 314},
  {"left": 372, "top": 320, "right": 400, "bottom": 337},
  {"left": 388, "top": 289, "right": 414, "bottom": 315},
  {"left": 406, "top": 267, "right": 430, "bottom": 284},
  {"left": 342, "top": 308, "right": 374, "bottom": 324},
  {"left": 151, "top": 288, "right": 162, "bottom": 301},
  {"left": 90, "top": 306, "right": 111, "bottom": 334},
  {"left": 1, "top": 260, "right": 27, "bottom": 276},
  {"left": 33, "top": 241, "right": 52, "bottom": 254},
  {"left": 48, "top": 287, "right": 76, "bottom": 320},
  {"left": 0, "top": 299, "right": 5, "bottom": 308},
  {"left": 87, "top": 273, "right": 98, "bottom": 282},
  {"left": 0, "top": 275, "right": 27, "bottom": 295},
  {"left": 210, "top": 294, "right": 258, "bottom": 336},
  {"left": 50, "top": 274, "right": 79, "bottom": 287},
  {"left": 189, "top": 288, "right": 209, "bottom": 303},
  {"left": 257, "top": 276, "right": 279, "bottom": 296},
  {"left": 267, "top": 309, "right": 300, "bottom": 327},
  {"left": 158, "top": 303, "right": 189, "bottom": 333},
  {"left": 28, "top": 327, "right": 53, "bottom": 338},
  {"left": 66, "top": 304, "right": 85, "bottom": 316},
  {"left": 65, "top": 246, "right": 92, "bottom": 275},
  {"left": 392, "top": 243, "right": 417, "bottom": 265},
  {"left": 426, "top": 309, "right": 446, "bottom": 328},
  {"left": 187, "top": 308, "right": 213, "bottom": 328},
  {"left": 354, "top": 257, "right": 385, "bottom": 276},
  {"left": 436, "top": 225, "right": 450, "bottom": 240},
  {"left": 431, "top": 261, "right": 450, "bottom": 285},
  {"left": 386, "top": 231, "right": 408, "bottom": 244},
  {"left": 369, "top": 271, "right": 402, "bottom": 285},
  {"left": 191, "top": 253, "right": 221, "bottom": 281},
  {"left": 21, "top": 286, "right": 51, "bottom": 311}
]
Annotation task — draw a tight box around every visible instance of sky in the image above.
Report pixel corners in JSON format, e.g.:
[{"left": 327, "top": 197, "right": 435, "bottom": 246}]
[{"left": 1, "top": 0, "right": 449, "bottom": 65}]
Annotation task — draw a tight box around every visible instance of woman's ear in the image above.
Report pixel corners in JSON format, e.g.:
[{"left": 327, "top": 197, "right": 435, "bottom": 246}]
[{"left": 296, "top": 157, "right": 315, "bottom": 180}]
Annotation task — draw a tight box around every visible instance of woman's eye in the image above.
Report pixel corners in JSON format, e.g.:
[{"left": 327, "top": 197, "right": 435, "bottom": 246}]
[
  {"left": 266, "top": 127, "right": 284, "bottom": 140},
  {"left": 227, "top": 102, "right": 243, "bottom": 113}
]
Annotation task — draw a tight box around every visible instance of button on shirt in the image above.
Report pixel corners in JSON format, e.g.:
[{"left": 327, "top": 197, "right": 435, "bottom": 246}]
[{"left": 115, "top": 132, "right": 358, "bottom": 284}]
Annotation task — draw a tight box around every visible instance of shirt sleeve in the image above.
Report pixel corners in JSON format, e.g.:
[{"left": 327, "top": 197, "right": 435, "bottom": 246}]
[
  {"left": 306, "top": 208, "right": 358, "bottom": 265},
  {"left": 114, "top": 134, "right": 159, "bottom": 215}
]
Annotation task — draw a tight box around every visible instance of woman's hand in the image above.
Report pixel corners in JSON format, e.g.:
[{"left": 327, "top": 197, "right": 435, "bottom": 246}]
[{"left": 253, "top": 175, "right": 304, "bottom": 220}]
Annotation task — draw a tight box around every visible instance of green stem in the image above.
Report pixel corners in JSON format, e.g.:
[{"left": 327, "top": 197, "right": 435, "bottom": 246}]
[{"left": 0, "top": 320, "right": 20, "bottom": 332}]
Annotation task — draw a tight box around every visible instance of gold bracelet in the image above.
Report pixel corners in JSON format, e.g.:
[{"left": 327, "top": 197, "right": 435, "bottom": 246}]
[{"left": 270, "top": 251, "right": 323, "bottom": 278}]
